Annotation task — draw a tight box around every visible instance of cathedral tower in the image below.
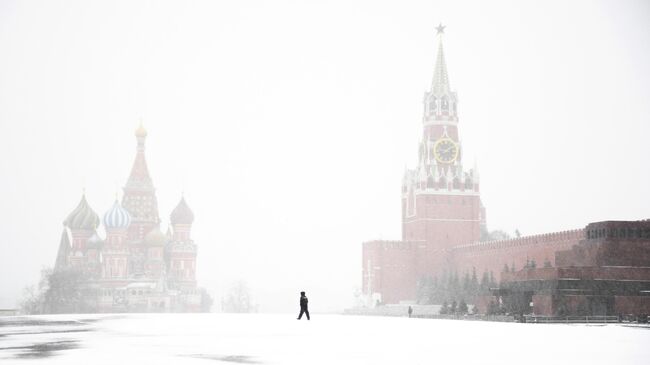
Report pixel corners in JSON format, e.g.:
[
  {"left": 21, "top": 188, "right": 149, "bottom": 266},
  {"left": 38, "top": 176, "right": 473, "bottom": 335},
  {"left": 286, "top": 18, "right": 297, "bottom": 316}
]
[
  {"left": 122, "top": 123, "right": 161, "bottom": 242},
  {"left": 102, "top": 200, "right": 131, "bottom": 281},
  {"left": 168, "top": 197, "right": 197, "bottom": 290},
  {"left": 63, "top": 194, "right": 99, "bottom": 267}
]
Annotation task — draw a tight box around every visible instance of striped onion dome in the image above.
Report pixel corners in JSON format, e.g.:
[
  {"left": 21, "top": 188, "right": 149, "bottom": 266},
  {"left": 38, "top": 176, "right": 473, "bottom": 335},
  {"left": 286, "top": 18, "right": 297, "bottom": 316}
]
[
  {"left": 63, "top": 195, "right": 100, "bottom": 230},
  {"left": 103, "top": 200, "right": 132, "bottom": 229},
  {"left": 170, "top": 197, "right": 194, "bottom": 225},
  {"left": 145, "top": 227, "right": 167, "bottom": 246}
]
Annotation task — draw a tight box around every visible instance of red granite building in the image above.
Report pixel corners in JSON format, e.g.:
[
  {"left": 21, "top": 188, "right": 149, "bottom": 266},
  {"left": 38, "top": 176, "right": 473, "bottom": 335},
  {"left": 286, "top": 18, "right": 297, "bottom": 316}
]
[
  {"left": 361, "top": 26, "right": 650, "bottom": 316},
  {"left": 496, "top": 221, "right": 650, "bottom": 316}
]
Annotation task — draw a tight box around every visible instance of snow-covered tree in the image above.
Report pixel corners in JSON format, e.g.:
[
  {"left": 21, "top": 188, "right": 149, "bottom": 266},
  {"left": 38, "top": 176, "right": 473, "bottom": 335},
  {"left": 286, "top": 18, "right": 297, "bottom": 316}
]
[
  {"left": 439, "top": 301, "right": 449, "bottom": 315},
  {"left": 458, "top": 299, "right": 468, "bottom": 314},
  {"left": 222, "top": 281, "right": 256, "bottom": 313}
]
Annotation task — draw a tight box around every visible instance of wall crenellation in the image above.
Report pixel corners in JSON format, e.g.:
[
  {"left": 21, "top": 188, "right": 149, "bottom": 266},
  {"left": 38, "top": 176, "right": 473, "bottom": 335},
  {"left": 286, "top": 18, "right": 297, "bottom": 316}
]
[{"left": 453, "top": 229, "right": 585, "bottom": 253}]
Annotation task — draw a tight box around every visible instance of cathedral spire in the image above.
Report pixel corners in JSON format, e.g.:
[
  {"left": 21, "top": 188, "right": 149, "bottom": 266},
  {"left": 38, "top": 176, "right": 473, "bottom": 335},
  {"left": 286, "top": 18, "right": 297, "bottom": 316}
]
[
  {"left": 122, "top": 121, "right": 160, "bottom": 238},
  {"left": 126, "top": 122, "right": 153, "bottom": 189},
  {"left": 431, "top": 23, "right": 451, "bottom": 96}
]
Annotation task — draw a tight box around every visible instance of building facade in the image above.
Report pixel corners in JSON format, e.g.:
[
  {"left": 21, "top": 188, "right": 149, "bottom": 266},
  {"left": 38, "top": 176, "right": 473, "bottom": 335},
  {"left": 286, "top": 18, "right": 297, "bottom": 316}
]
[
  {"left": 362, "top": 26, "right": 650, "bottom": 316},
  {"left": 497, "top": 221, "right": 650, "bottom": 316},
  {"left": 54, "top": 124, "right": 203, "bottom": 313}
]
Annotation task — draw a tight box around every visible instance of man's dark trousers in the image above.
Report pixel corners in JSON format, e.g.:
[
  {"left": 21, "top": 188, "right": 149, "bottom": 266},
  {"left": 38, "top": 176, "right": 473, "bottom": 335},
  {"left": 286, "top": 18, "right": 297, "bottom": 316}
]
[{"left": 298, "top": 307, "right": 310, "bottom": 320}]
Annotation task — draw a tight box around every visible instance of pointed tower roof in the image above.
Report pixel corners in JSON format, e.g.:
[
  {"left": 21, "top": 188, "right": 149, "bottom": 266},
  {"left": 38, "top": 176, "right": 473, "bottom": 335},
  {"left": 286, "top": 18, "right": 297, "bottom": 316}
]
[
  {"left": 122, "top": 122, "right": 160, "bottom": 232},
  {"left": 170, "top": 196, "right": 194, "bottom": 225},
  {"left": 54, "top": 228, "right": 71, "bottom": 270},
  {"left": 125, "top": 123, "right": 154, "bottom": 189},
  {"left": 431, "top": 23, "right": 451, "bottom": 96}
]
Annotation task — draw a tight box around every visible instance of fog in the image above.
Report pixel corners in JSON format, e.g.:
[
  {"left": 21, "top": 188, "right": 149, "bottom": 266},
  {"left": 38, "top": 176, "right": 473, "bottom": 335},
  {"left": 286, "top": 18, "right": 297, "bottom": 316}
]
[{"left": 1, "top": 0, "right": 649, "bottom": 312}]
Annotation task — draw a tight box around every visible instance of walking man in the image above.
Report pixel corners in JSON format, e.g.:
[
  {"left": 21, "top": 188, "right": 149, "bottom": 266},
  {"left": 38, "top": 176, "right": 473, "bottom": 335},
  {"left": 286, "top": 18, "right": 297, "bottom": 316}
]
[{"left": 297, "top": 291, "right": 310, "bottom": 320}]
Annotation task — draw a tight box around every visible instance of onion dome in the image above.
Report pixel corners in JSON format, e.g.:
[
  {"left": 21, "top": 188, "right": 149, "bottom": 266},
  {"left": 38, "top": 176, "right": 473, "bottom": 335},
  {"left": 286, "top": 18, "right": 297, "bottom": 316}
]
[
  {"left": 135, "top": 121, "right": 147, "bottom": 138},
  {"left": 87, "top": 231, "right": 104, "bottom": 249},
  {"left": 144, "top": 227, "right": 167, "bottom": 246},
  {"left": 63, "top": 195, "right": 100, "bottom": 230},
  {"left": 103, "top": 200, "right": 131, "bottom": 229},
  {"left": 170, "top": 197, "right": 194, "bottom": 225}
]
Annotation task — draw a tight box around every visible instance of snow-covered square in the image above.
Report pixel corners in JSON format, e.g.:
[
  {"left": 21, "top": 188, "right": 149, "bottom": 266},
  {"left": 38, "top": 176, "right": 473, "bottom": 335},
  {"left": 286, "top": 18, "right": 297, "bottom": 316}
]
[{"left": 1, "top": 314, "right": 649, "bottom": 364}]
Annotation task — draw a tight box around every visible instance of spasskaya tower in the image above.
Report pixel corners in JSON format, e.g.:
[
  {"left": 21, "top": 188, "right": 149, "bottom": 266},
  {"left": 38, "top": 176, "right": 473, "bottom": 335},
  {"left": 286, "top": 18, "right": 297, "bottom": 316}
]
[{"left": 401, "top": 24, "right": 486, "bottom": 255}]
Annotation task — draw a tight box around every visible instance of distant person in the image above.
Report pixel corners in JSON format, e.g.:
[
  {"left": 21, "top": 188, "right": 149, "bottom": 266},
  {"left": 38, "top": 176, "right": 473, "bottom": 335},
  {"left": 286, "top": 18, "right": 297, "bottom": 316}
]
[
  {"left": 408, "top": 306, "right": 413, "bottom": 318},
  {"left": 297, "top": 291, "right": 310, "bottom": 320}
]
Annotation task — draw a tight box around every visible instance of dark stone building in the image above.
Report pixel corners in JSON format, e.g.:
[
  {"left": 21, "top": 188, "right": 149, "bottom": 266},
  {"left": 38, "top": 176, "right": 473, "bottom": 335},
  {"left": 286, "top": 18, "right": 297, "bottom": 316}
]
[{"left": 496, "top": 221, "right": 650, "bottom": 316}]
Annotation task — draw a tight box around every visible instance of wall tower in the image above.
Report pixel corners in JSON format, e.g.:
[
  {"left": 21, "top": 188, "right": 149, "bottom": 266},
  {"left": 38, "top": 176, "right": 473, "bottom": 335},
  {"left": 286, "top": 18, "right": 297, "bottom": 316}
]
[{"left": 401, "top": 25, "right": 484, "bottom": 263}]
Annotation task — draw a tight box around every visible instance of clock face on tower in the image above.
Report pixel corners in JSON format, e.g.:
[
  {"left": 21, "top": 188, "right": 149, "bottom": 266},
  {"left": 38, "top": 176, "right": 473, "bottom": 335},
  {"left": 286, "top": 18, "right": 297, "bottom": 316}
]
[{"left": 433, "top": 138, "right": 459, "bottom": 164}]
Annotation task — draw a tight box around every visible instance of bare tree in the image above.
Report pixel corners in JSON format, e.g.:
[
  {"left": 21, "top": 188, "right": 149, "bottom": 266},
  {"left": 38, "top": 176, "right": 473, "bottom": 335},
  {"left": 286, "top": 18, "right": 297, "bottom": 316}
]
[{"left": 221, "top": 281, "right": 256, "bottom": 313}]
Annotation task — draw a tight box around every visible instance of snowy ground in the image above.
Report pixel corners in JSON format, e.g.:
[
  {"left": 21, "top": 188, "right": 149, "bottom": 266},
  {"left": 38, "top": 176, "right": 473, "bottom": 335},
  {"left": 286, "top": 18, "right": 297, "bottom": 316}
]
[{"left": 1, "top": 313, "right": 648, "bottom": 364}]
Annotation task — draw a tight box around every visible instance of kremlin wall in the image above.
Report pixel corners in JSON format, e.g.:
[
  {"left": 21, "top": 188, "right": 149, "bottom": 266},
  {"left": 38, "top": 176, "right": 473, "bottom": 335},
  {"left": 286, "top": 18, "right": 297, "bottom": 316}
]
[{"left": 361, "top": 26, "right": 650, "bottom": 316}]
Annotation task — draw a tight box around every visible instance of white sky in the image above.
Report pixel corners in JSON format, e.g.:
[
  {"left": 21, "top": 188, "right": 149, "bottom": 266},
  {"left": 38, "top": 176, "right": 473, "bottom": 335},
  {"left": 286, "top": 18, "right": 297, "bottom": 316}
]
[{"left": 0, "top": 0, "right": 649, "bottom": 311}]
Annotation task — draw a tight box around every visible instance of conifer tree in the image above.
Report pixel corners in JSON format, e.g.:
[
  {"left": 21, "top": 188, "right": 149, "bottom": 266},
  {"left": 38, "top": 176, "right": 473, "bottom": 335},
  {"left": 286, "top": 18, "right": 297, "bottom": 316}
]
[
  {"left": 470, "top": 267, "right": 479, "bottom": 297},
  {"left": 462, "top": 272, "right": 470, "bottom": 299},
  {"left": 489, "top": 271, "right": 497, "bottom": 288},
  {"left": 416, "top": 276, "right": 431, "bottom": 304},
  {"left": 487, "top": 301, "right": 498, "bottom": 315},
  {"left": 430, "top": 276, "right": 439, "bottom": 304},
  {"left": 452, "top": 271, "right": 460, "bottom": 300},
  {"left": 440, "top": 271, "right": 450, "bottom": 302},
  {"left": 440, "top": 301, "right": 449, "bottom": 315},
  {"left": 480, "top": 270, "right": 490, "bottom": 293},
  {"left": 458, "top": 299, "right": 468, "bottom": 314},
  {"left": 446, "top": 271, "right": 455, "bottom": 302},
  {"left": 543, "top": 258, "right": 552, "bottom": 268}
]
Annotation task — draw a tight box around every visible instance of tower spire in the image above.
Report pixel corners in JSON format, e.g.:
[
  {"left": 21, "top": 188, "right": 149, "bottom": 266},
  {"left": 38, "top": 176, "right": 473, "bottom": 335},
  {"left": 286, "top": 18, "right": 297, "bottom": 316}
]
[
  {"left": 122, "top": 121, "right": 160, "bottom": 239},
  {"left": 431, "top": 23, "right": 451, "bottom": 96},
  {"left": 127, "top": 122, "right": 153, "bottom": 188}
]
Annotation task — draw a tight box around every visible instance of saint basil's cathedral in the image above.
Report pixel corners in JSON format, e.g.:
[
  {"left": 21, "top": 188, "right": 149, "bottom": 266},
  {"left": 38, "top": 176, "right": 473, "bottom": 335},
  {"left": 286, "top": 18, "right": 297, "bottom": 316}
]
[{"left": 54, "top": 124, "right": 203, "bottom": 312}]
